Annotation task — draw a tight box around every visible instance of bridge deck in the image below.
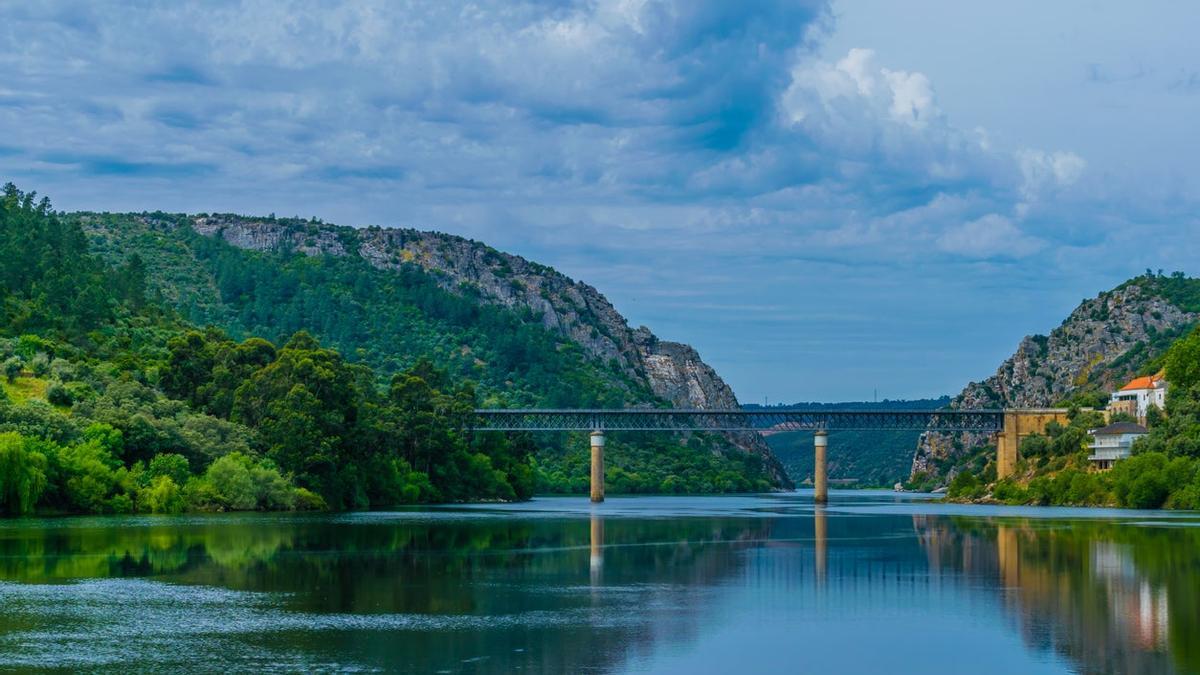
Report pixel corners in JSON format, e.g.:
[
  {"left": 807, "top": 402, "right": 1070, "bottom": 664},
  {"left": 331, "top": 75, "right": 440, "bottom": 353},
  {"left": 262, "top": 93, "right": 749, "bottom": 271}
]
[{"left": 472, "top": 409, "right": 1006, "bottom": 432}]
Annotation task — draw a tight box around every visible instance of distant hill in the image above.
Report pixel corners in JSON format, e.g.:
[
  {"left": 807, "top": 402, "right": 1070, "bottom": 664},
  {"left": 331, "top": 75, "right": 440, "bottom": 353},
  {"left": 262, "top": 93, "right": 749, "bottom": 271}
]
[{"left": 746, "top": 398, "right": 951, "bottom": 487}]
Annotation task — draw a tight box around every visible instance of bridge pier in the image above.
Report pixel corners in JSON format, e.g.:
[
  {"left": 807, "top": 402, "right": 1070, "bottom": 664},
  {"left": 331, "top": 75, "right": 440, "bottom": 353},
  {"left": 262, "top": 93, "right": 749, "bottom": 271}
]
[
  {"left": 814, "top": 430, "right": 828, "bottom": 504},
  {"left": 590, "top": 430, "right": 605, "bottom": 503}
]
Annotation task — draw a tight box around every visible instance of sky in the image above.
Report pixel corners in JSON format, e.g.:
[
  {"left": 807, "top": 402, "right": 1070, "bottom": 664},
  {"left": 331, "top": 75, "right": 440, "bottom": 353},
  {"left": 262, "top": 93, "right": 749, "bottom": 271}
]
[{"left": 2, "top": 0, "right": 1200, "bottom": 403}]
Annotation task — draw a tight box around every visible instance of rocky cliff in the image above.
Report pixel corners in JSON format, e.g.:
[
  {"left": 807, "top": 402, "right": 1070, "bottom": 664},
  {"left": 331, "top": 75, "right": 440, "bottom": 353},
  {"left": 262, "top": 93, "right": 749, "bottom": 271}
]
[
  {"left": 187, "top": 215, "right": 790, "bottom": 486},
  {"left": 912, "top": 281, "right": 1198, "bottom": 480}
]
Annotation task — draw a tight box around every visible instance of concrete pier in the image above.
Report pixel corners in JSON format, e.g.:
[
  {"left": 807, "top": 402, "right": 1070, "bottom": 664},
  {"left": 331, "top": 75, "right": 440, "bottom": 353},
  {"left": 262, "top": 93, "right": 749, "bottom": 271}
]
[
  {"left": 814, "top": 430, "right": 828, "bottom": 504},
  {"left": 590, "top": 430, "right": 605, "bottom": 503}
]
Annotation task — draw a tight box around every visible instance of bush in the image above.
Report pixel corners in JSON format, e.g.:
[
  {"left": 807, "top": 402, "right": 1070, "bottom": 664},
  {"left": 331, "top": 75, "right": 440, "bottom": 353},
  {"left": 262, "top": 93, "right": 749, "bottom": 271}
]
[
  {"left": 1109, "top": 452, "right": 1193, "bottom": 509},
  {"left": 3, "top": 357, "right": 22, "bottom": 384},
  {"left": 992, "top": 479, "right": 1029, "bottom": 504},
  {"left": 947, "top": 471, "right": 984, "bottom": 500},
  {"left": 293, "top": 487, "right": 327, "bottom": 510},
  {"left": 29, "top": 353, "right": 50, "bottom": 378},
  {"left": 46, "top": 382, "right": 72, "bottom": 407}
]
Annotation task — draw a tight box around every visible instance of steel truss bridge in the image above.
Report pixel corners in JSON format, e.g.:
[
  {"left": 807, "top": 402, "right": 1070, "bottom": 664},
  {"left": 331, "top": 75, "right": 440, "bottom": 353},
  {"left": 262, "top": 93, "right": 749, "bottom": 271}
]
[{"left": 471, "top": 409, "right": 1006, "bottom": 433}]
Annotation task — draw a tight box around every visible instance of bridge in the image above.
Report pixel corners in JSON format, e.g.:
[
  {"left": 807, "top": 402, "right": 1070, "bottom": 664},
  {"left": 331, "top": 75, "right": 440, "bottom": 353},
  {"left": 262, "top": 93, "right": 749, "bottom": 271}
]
[{"left": 472, "top": 408, "right": 1074, "bottom": 503}]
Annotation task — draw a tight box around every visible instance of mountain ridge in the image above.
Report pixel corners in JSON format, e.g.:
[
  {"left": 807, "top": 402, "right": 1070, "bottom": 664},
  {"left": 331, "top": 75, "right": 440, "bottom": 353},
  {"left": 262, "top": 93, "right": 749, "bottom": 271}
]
[{"left": 78, "top": 211, "right": 791, "bottom": 489}]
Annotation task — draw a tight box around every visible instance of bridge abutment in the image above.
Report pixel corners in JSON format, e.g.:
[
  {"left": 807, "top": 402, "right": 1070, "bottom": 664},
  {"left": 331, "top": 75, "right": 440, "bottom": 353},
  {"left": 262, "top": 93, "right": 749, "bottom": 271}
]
[
  {"left": 814, "top": 430, "right": 828, "bottom": 504},
  {"left": 995, "top": 409, "right": 1074, "bottom": 480},
  {"left": 590, "top": 430, "right": 605, "bottom": 503}
]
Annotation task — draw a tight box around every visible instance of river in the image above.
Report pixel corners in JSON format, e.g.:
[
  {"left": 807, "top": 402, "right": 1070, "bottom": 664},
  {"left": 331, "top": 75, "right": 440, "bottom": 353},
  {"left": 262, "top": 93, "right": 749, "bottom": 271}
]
[{"left": 0, "top": 490, "right": 1196, "bottom": 673}]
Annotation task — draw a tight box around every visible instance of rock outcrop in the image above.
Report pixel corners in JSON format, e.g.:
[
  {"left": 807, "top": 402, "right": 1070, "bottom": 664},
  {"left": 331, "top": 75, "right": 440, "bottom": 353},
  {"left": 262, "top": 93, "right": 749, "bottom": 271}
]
[
  {"left": 911, "top": 282, "right": 1198, "bottom": 480},
  {"left": 188, "top": 215, "right": 791, "bottom": 487}
]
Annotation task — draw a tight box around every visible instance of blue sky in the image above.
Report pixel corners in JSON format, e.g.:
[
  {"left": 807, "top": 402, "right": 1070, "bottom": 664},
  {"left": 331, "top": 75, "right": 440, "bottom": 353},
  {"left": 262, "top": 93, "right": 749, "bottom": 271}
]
[{"left": 2, "top": 1, "right": 1199, "bottom": 403}]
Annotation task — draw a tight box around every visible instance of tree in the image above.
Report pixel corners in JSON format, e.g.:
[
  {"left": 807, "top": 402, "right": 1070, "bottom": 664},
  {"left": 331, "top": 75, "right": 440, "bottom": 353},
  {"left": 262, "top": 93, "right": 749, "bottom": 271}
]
[
  {"left": 232, "top": 332, "right": 359, "bottom": 506},
  {"left": 1165, "top": 325, "right": 1200, "bottom": 391},
  {"left": 204, "top": 453, "right": 258, "bottom": 510},
  {"left": 0, "top": 432, "right": 48, "bottom": 515},
  {"left": 148, "top": 453, "right": 190, "bottom": 486}
]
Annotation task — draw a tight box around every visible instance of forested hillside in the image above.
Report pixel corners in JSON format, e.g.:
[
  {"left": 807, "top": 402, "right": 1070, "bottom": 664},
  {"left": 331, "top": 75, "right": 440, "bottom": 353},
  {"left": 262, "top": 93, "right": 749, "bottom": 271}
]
[
  {"left": 70, "top": 208, "right": 787, "bottom": 498},
  {"left": 0, "top": 184, "right": 549, "bottom": 515}
]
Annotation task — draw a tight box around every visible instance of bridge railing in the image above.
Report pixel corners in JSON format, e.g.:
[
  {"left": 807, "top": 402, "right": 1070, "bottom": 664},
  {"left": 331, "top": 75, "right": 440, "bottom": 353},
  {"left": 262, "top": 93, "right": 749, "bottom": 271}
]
[{"left": 472, "top": 409, "right": 1006, "bottom": 433}]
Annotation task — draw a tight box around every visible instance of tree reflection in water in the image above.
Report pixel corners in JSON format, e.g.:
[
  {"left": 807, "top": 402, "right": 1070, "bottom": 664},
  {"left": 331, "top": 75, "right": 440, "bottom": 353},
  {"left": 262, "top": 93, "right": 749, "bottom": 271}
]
[
  {"left": 0, "top": 501, "right": 1196, "bottom": 673},
  {"left": 914, "top": 515, "right": 1200, "bottom": 675},
  {"left": 0, "top": 511, "right": 774, "bottom": 672}
]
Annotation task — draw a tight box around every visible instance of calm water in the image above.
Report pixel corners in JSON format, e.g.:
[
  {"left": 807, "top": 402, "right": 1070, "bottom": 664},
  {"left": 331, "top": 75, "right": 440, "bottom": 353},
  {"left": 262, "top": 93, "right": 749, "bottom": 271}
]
[{"left": 0, "top": 491, "right": 1197, "bottom": 674}]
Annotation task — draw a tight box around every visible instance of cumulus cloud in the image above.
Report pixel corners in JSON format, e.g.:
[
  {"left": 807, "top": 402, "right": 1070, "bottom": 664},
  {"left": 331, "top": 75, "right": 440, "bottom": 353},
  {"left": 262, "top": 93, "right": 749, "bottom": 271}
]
[
  {"left": 1016, "top": 149, "right": 1087, "bottom": 199},
  {"left": 936, "top": 214, "right": 1045, "bottom": 259}
]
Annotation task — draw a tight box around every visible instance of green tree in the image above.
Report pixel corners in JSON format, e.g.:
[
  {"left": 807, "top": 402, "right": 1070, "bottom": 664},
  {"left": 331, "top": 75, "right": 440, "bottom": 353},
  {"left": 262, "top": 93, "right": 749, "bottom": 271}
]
[
  {"left": 0, "top": 432, "right": 47, "bottom": 515},
  {"left": 141, "top": 475, "right": 184, "bottom": 514},
  {"left": 1165, "top": 325, "right": 1200, "bottom": 390},
  {"left": 148, "top": 453, "right": 190, "bottom": 486},
  {"left": 204, "top": 452, "right": 258, "bottom": 510}
]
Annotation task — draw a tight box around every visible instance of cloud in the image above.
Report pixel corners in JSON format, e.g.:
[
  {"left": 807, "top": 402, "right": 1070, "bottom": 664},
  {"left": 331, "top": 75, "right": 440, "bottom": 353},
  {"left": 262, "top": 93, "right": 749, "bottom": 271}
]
[
  {"left": 1, "top": 0, "right": 1196, "bottom": 402},
  {"left": 936, "top": 214, "right": 1044, "bottom": 259}
]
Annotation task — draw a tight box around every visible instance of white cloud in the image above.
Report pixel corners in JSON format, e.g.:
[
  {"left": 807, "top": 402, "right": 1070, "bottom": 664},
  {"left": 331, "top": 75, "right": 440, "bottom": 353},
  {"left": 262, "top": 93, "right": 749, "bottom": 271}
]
[
  {"left": 936, "top": 214, "right": 1045, "bottom": 259},
  {"left": 1017, "top": 149, "right": 1086, "bottom": 196}
]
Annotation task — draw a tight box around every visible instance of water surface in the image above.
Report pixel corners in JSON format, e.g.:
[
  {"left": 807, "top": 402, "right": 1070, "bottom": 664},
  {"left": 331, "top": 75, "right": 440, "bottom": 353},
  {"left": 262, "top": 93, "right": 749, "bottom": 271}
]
[{"left": 0, "top": 490, "right": 1197, "bottom": 673}]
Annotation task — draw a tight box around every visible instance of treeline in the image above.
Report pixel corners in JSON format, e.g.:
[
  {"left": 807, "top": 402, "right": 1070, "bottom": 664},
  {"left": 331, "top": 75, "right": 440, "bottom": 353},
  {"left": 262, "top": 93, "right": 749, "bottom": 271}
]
[
  {"left": 0, "top": 184, "right": 532, "bottom": 515},
  {"left": 949, "top": 322, "right": 1200, "bottom": 509}
]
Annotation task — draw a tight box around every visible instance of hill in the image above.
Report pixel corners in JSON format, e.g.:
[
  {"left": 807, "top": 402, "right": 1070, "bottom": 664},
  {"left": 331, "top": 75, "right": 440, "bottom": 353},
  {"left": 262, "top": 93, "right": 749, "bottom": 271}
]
[
  {"left": 73, "top": 211, "right": 790, "bottom": 493},
  {"left": 910, "top": 273, "right": 1200, "bottom": 487}
]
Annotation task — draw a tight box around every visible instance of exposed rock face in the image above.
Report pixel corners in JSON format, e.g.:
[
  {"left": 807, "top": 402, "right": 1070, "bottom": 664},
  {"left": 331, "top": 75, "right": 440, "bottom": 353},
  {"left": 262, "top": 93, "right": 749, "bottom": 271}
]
[
  {"left": 911, "top": 283, "right": 1197, "bottom": 479},
  {"left": 189, "top": 215, "right": 791, "bottom": 487}
]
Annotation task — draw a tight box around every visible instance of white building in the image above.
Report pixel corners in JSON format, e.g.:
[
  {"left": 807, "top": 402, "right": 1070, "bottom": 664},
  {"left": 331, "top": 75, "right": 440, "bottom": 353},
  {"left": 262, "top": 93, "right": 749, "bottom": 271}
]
[
  {"left": 1109, "top": 374, "right": 1167, "bottom": 422},
  {"left": 1088, "top": 422, "right": 1148, "bottom": 469}
]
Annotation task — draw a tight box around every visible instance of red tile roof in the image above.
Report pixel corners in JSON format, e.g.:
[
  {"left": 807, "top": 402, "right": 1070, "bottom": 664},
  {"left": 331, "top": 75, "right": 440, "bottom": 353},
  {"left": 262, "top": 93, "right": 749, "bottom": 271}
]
[{"left": 1120, "top": 374, "right": 1163, "bottom": 392}]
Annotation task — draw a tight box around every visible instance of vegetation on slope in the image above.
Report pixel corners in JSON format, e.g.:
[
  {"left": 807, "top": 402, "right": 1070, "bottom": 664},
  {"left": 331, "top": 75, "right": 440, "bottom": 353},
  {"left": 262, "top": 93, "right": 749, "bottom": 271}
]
[
  {"left": 0, "top": 185, "right": 539, "bottom": 515},
  {"left": 0, "top": 186, "right": 777, "bottom": 516},
  {"left": 946, "top": 323, "right": 1200, "bottom": 509},
  {"left": 75, "top": 210, "right": 780, "bottom": 496}
]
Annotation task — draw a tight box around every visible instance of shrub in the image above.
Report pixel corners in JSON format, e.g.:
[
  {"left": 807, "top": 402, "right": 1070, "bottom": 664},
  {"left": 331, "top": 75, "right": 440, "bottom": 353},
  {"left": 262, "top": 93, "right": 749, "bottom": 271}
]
[
  {"left": 3, "top": 357, "right": 22, "bottom": 384},
  {"left": 141, "top": 475, "right": 185, "bottom": 514},
  {"left": 992, "top": 479, "right": 1029, "bottom": 504},
  {"left": 292, "top": 487, "right": 327, "bottom": 510},
  {"left": 46, "top": 382, "right": 72, "bottom": 407},
  {"left": 29, "top": 353, "right": 50, "bottom": 378}
]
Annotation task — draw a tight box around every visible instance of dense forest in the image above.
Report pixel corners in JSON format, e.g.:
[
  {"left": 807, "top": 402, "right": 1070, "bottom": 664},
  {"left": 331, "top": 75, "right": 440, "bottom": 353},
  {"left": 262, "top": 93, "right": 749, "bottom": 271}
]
[{"left": 0, "top": 185, "right": 775, "bottom": 516}]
